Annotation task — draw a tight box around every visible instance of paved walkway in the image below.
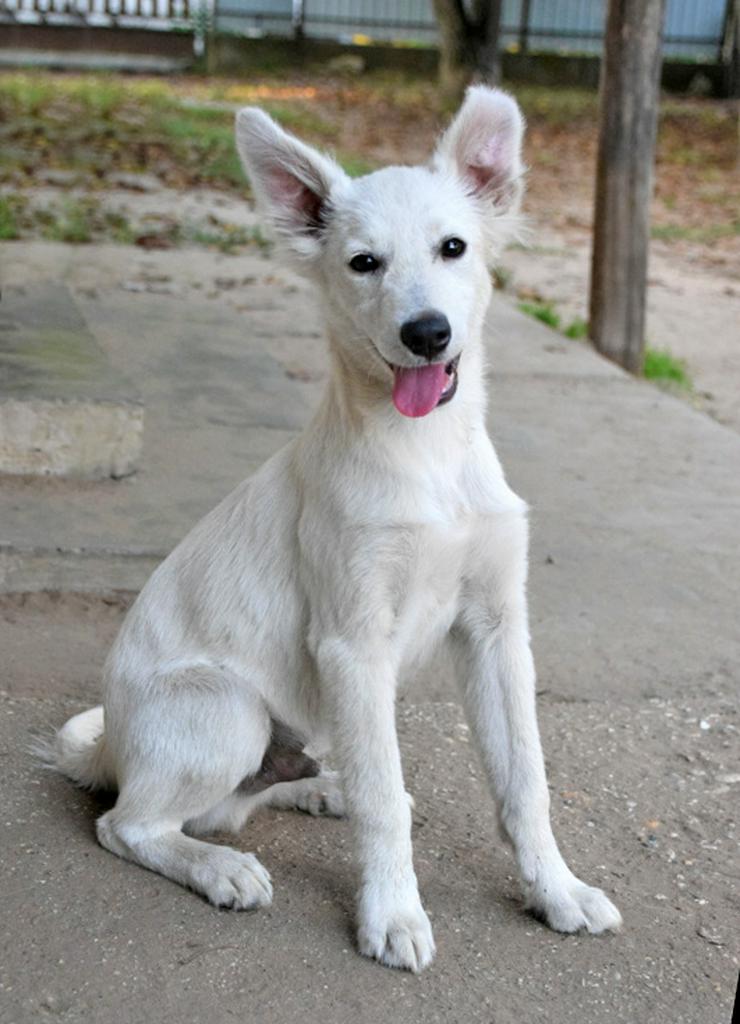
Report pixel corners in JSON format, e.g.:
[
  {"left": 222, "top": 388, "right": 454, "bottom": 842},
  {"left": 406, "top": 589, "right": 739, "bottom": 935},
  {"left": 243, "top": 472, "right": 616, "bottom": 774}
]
[{"left": 1, "top": 241, "right": 738, "bottom": 1023}]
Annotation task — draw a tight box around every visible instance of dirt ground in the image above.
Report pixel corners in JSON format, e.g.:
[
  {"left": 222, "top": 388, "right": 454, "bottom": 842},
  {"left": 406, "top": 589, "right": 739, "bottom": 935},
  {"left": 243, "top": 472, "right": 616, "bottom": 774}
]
[{"left": 1, "top": 580, "right": 738, "bottom": 1023}]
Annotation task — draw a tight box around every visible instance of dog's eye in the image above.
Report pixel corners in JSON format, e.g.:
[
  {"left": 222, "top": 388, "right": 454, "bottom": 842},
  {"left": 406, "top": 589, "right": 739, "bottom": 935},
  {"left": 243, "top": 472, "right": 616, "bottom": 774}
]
[
  {"left": 349, "top": 253, "right": 381, "bottom": 273},
  {"left": 440, "top": 237, "right": 466, "bottom": 259}
]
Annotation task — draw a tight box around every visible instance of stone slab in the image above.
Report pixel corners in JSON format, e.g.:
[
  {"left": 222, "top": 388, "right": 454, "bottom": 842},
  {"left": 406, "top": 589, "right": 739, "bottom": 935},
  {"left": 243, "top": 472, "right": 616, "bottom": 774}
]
[{"left": 0, "top": 283, "right": 143, "bottom": 478}]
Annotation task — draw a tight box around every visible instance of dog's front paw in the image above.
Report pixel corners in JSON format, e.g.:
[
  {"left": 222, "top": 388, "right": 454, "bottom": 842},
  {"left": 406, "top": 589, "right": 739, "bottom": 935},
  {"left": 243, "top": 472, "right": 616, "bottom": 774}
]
[
  {"left": 527, "top": 870, "right": 622, "bottom": 935},
  {"left": 357, "top": 888, "right": 435, "bottom": 972},
  {"left": 191, "top": 848, "right": 273, "bottom": 911}
]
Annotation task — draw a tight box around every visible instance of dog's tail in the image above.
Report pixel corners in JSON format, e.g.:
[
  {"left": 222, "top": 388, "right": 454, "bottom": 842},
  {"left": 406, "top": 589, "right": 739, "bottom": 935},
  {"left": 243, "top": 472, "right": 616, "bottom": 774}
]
[{"left": 36, "top": 706, "right": 116, "bottom": 791}]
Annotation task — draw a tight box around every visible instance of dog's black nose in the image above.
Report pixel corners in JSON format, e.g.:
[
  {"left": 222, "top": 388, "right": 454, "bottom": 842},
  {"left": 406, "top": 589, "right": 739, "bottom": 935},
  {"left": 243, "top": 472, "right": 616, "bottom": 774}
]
[{"left": 400, "top": 313, "right": 451, "bottom": 360}]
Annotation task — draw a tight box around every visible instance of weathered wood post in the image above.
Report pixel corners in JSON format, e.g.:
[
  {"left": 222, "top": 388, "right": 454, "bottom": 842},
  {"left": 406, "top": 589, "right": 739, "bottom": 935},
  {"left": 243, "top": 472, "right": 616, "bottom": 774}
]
[
  {"left": 588, "top": 0, "right": 667, "bottom": 373},
  {"left": 518, "top": 0, "right": 531, "bottom": 55},
  {"left": 720, "top": 0, "right": 740, "bottom": 99}
]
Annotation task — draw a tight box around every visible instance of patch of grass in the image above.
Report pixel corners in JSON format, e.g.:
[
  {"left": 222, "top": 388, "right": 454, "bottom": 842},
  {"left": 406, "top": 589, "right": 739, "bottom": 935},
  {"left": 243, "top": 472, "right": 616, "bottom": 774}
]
[
  {"left": 564, "top": 317, "right": 588, "bottom": 339},
  {"left": 3, "top": 196, "right": 137, "bottom": 245},
  {"left": 0, "top": 195, "right": 22, "bottom": 239},
  {"left": 0, "top": 74, "right": 57, "bottom": 115},
  {"left": 158, "top": 110, "right": 246, "bottom": 188},
  {"left": 519, "top": 303, "right": 590, "bottom": 341},
  {"left": 518, "top": 299, "right": 561, "bottom": 330},
  {"left": 513, "top": 85, "right": 598, "bottom": 125},
  {"left": 40, "top": 199, "right": 95, "bottom": 243},
  {"left": 262, "top": 103, "right": 336, "bottom": 140},
  {"left": 186, "top": 222, "right": 272, "bottom": 255},
  {"left": 0, "top": 73, "right": 250, "bottom": 191},
  {"left": 103, "top": 210, "right": 136, "bottom": 245},
  {"left": 651, "top": 221, "right": 740, "bottom": 243},
  {"left": 337, "top": 153, "right": 376, "bottom": 177},
  {"left": 643, "top": 347, "right": 691, "bottom": 389}
]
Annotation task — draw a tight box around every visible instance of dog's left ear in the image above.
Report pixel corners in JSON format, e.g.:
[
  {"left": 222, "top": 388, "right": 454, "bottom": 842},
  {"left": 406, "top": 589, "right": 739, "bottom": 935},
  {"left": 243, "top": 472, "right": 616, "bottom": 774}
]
[
  {"left": 235, "top": 107, "right": 349, "bottom": 268},
  {"left": 433, "top": 86, "right": 525, "bottom": 216}
]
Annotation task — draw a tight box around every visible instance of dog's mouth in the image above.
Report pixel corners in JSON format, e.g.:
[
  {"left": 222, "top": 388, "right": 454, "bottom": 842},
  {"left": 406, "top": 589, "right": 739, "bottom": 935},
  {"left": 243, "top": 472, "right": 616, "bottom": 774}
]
[{"left": 389, "top": 354, "right": 460, "bottom": 418}]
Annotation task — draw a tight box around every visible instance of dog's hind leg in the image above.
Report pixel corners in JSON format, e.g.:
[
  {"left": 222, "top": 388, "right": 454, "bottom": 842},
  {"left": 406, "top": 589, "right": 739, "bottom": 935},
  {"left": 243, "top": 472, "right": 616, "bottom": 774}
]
[
  {"left": 96, "top": 666, "right": 273, "bottom": 910},
  {"left": 261, "top": 771, "right": 345, "bottom": 817},
  {"left": 185, "top": 763, "right": 345, "bottom": 836}
]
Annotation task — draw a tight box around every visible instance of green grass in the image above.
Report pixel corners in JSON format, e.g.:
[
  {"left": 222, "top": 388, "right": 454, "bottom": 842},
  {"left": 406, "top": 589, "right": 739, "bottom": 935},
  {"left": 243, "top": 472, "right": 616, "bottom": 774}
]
[
  {"left": 0, "top": 192, "right": 271, "bottom": 252},
  {"left": 104, "top": 210, "right": 137, "bottom": 245},
  {"left": 0, "top": 72, "right": 354, "bottom": 193},
  {"left": 563, "top": 316, "right": 588, "bottom": 339},
  {"left": 512, "top": 85, "right": 598, "bottom": 125},
  {"left": 0, "top": 73, "right": 250, "bottom": 191},
  {"left": 518, "top": 300, "right": 561, "bottom": 329},
  {"left": 0, "top": 195, "right": 21, "bottom": 239},
  {"left": 337, "top": 153, "right": 376, "bottom": 178},
  {"left": 262, "top": 103, "right": 336, "bottom": 139},
  {"left": 651, "top": 221, "right": 740, "bottom": 244},
  {"left": 643, "top": 347, "right": 691, "bottom": 389},
  {"left": 516, "top": 299, "right": 691, "bottom": 391},
  {"left": 517, "top": 296, "right": 692, "bottom": 390},
  {"left": 518, "top": 301, "right": 590, "bottom": 341},
  {"left": 34, "top": 199, "right": 136, "bottom": 244},
  {"left": 40, "top": 199, "right": 95, "bottom": 243},
  {"left": 186, "top": 222, "right": 272, "bottom": 255}
]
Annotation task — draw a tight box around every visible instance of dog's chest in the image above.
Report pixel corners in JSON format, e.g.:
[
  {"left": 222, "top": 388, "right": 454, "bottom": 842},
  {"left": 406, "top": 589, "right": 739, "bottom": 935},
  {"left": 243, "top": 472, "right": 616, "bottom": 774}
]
[{"left": 388, "top": 520, "right": 470, "bottom": 660}]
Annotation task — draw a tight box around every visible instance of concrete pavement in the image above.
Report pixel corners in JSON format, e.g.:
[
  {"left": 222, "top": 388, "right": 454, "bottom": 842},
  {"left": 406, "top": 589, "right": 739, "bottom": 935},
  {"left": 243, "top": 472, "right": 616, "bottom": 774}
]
[
  {"left": 0, "top": 283, "right": 142, "bottom": 478},
  {"left": 0, "top": 240, "right": 738, "bottom": 1022}
]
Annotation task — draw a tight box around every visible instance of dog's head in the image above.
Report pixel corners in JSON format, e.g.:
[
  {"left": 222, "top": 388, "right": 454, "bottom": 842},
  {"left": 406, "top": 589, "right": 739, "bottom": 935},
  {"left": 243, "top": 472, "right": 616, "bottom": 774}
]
[{"left": 236, "top": 87, "right": 524, "bottom": 418}]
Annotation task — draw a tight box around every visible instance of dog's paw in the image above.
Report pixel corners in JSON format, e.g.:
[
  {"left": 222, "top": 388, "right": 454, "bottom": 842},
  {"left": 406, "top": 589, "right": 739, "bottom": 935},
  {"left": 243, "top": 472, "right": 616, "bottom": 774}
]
[
  {"left": 527, "top": 873, "right": 622, "bottom": 935},
  {"left": 357, "top": 891, "right": 435, "bottom": 972},
  {"left": 190, "top": 848, "right": 273, "bottom": 911},
  {"left": 294, "top": 776, "right": 346, "bottom": 817},
  {"left": 267, "top": 773, "right": 346, "bottom": 817}
]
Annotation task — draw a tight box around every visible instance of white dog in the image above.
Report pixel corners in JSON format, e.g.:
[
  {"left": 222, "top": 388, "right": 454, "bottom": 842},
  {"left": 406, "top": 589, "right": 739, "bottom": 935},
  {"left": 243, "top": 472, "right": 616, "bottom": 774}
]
[{"left": 49, "top": 86, "right": 621, "bottom": 972}]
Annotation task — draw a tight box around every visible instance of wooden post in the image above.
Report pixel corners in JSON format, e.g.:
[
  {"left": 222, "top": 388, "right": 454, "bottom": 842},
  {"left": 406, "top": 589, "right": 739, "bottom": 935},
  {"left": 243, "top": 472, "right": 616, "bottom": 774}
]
[
  {"left": 720, "top": 0, "right": 739, "bottom": 99},
  {"left": 588, "top": 0, "right": 666, "bottom": 374},
  {"left": 519, "top": 0, "right": 531, "bottom": 55},
  {"left": 292, "top": 0, "right": 305, "bottom": 40},
  {"left": 432, "top": 0, "right": 504, "bottom": 98}
]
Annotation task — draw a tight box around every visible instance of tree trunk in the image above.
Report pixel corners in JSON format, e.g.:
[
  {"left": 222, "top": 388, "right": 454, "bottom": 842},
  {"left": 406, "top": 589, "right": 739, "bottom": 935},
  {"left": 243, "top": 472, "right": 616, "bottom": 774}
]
[
  {"left": 588, "top": 0, "right": 666, "bottom": 374},
  {"left": 472, "top": 0, "right": 503, "bottom": 82},
  {"left": 432, "top": 0, "right": 503, "bottom": 100}
]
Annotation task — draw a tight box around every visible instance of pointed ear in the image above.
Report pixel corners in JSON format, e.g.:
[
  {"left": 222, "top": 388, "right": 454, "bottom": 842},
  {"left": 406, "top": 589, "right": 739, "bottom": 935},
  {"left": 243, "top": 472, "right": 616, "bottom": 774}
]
[
  {"left": 433, "top": 86, "right": 525, "bottom": 214},
  {"left": 235, "top": 107, "right": 349, "bottom": 266}
]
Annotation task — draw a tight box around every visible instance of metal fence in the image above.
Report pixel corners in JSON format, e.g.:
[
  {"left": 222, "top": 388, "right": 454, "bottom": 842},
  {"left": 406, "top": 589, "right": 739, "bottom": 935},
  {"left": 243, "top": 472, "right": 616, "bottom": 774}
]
[
  {"left": 0, "top": 0, "right": 191, "bottom": 27},
  {"left": 215, "top": 0, "right": 729, "bottom": 62}
]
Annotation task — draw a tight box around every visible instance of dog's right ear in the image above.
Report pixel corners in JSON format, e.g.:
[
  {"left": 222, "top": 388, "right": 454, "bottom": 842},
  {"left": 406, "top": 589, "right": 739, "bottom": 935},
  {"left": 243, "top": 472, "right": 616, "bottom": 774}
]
[{"left": 235, "top": 108, "right": 349, "bottom": 267}]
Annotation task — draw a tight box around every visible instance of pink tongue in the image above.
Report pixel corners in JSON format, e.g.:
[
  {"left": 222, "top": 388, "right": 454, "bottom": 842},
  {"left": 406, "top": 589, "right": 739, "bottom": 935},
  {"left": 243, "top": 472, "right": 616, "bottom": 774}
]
[{"left": 392, "top": 363, "right": 448, "bottom": 418}]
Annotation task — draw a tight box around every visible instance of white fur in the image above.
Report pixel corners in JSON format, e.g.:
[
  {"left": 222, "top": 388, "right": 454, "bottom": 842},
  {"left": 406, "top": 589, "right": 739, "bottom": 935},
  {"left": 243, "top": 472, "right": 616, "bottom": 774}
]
[{"left": 50, "top": 87, "right": 621, "bottom": 971}]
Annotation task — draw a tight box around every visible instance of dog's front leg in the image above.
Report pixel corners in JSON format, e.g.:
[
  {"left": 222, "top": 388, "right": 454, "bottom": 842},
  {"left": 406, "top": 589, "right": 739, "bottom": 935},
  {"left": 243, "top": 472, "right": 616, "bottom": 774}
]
[
  {"left": 453, "top": 521, "right": 622, "bottom": 934},
  {"left": 316, "top": 636, "right": 435, "bottom": 972}
]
